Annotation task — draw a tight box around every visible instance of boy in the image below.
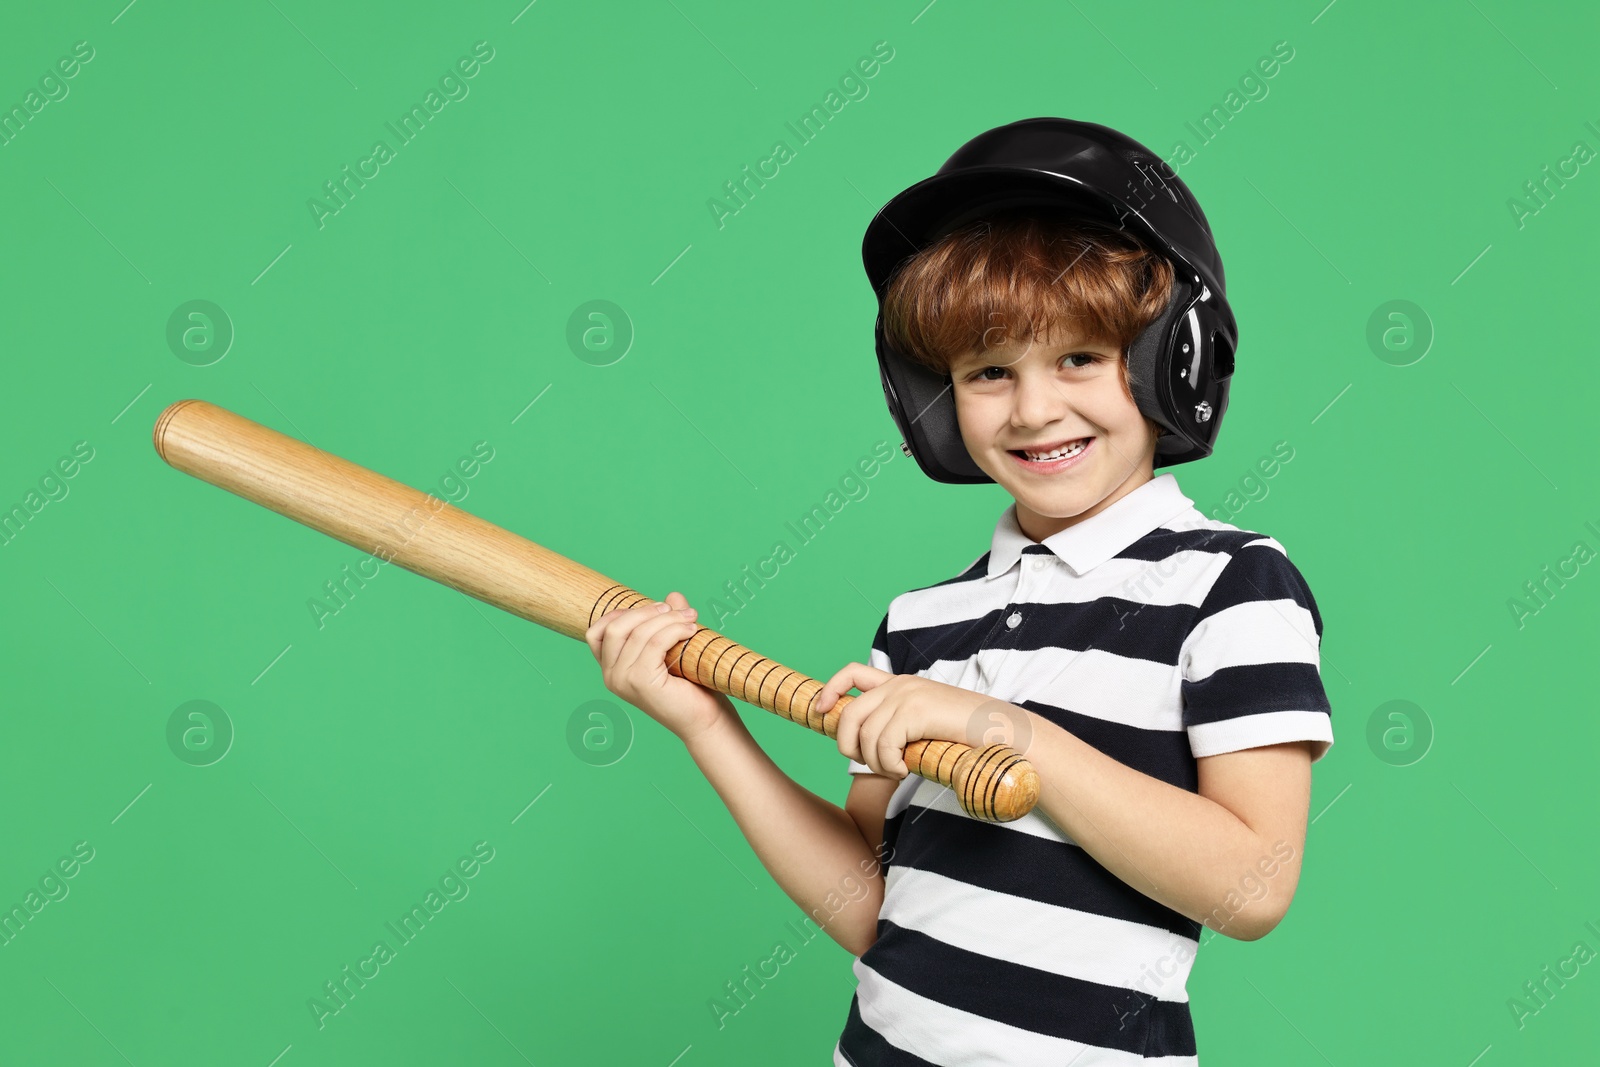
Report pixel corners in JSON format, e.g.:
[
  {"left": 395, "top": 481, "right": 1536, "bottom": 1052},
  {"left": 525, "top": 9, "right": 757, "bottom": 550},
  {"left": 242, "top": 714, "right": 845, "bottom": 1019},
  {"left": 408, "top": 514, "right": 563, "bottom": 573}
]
[{"left": 586, "top": 118, "right": 1334, "bottom": 1066}]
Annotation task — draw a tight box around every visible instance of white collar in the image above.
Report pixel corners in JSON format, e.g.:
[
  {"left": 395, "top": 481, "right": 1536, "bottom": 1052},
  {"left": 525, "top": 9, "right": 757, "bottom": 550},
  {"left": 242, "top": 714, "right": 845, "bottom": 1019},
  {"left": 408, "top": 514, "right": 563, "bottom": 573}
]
[{"left": 985, "top": 473, "right": 1196, "bottom": 578}]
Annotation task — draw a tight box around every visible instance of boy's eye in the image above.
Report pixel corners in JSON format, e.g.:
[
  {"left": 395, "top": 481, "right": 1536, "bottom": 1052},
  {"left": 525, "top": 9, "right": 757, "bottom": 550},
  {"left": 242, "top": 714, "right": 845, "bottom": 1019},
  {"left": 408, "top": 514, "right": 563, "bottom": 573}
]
[{"left": 967, "top": 353, "right": 1100, "bottom": 381}]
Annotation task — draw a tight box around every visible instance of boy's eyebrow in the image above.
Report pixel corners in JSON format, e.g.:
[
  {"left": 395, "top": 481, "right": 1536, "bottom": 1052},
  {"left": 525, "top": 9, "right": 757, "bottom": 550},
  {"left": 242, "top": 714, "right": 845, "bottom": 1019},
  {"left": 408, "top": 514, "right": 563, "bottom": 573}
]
[{"left": 952, "top": 336, "right": 1118, "bottom": 371}]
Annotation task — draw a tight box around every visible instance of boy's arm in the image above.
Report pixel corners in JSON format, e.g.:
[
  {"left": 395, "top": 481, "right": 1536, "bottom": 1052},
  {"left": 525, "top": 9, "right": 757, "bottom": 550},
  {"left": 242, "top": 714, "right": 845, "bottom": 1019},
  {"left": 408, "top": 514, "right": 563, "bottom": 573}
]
[
  {"left": 1016, "top": 539, "right": 1325, "bottom": 942},
  {"left": 682, "top": 694, "right": 892, "bottom": 958},
  {"left": 1014, "top": 718, "right": 1311, "bottom": 941}
]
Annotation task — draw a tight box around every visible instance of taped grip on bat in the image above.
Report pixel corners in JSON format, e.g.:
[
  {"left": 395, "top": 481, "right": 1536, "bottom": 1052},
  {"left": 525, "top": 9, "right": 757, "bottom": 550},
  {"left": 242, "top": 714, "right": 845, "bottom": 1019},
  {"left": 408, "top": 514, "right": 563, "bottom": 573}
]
[{"left": 590, "top": 586, "right": 1041, "bottom": 823}]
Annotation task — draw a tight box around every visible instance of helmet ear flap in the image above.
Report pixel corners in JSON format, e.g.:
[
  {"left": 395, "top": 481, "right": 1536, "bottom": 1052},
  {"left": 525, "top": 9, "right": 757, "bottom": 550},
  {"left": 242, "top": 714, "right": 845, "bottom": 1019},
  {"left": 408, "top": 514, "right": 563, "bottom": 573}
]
[
  {"left": 1124, "top": 273, "right": 1198, "bottom": 450},
  {"left": 1124, "top": 270, "right": 1234, "bottom": 467},
  {"left": 874, "top": 315, "right": 992, "bottom": 485}
]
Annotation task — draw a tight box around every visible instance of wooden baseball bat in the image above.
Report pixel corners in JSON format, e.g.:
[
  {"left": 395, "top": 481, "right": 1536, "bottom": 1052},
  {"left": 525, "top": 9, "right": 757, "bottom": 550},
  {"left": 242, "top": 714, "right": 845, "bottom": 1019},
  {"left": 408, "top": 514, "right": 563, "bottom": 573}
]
[{"left": 151, "top": 399, "right": 1040, "bottom": 822}]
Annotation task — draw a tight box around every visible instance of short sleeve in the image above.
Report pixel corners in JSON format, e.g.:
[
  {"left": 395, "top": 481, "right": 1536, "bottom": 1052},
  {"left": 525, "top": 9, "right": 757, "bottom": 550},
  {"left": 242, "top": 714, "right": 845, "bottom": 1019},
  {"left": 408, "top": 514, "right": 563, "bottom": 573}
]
[
  {"left": 847, "top": 612, "right": 894, "bottom": 775},
  {"left": 1180, "top": 539, "right": 1335, "bottom": 763}
]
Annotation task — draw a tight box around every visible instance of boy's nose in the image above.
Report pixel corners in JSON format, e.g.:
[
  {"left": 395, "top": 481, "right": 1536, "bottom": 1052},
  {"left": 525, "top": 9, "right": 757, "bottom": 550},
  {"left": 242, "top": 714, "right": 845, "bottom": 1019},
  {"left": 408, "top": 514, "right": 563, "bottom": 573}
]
[{"left": 1010, "top": 379, "right": 1071, "bottom": 429}]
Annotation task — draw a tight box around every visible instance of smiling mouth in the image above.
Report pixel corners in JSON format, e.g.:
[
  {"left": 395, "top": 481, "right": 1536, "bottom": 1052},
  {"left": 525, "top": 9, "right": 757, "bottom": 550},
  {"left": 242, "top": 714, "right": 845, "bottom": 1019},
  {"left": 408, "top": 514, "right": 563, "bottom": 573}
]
[{"left": 1008, "top": 437, "right": 1092, "bottom": 462}]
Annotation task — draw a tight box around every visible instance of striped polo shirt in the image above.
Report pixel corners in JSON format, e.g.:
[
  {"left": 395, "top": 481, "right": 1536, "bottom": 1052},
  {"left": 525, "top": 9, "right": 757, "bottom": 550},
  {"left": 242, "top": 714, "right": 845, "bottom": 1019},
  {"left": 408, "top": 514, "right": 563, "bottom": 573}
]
[{"left": 832, "top": 472, "right": 1334, "bottom": 1067}]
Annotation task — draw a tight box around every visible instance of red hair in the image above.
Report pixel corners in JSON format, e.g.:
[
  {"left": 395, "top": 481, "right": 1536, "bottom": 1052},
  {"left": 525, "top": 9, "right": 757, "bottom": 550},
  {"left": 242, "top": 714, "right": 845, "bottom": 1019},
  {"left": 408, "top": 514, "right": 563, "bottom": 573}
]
[{"left": 881, "top": 209, "right": 1174, "bottom": 397}]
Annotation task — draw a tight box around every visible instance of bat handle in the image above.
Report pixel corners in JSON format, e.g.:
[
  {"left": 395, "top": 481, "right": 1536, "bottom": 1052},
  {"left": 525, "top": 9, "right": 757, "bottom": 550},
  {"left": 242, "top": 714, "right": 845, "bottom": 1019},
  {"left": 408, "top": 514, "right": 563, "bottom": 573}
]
[{"left": 590, "top": 587, "right": 1041, "bottom": 823}]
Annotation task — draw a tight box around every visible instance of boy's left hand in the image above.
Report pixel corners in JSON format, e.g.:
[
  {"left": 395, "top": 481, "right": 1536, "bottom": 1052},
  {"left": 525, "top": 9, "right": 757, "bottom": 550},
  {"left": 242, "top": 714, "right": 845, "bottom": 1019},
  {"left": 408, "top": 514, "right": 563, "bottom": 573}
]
[{"left": 814, "top": 663, "right": 998, "bottom": 779}]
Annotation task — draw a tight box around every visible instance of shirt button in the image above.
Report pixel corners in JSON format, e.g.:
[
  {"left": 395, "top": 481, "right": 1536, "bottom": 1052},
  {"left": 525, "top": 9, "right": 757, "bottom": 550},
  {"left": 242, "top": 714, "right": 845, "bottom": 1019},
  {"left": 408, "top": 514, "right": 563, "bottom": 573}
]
[
  {"left": 1006, "top": 611, "right": 1022, "bottom": 629},
  {"left": 1031, "top": 557, "right": 1048, "bottom": 571}
]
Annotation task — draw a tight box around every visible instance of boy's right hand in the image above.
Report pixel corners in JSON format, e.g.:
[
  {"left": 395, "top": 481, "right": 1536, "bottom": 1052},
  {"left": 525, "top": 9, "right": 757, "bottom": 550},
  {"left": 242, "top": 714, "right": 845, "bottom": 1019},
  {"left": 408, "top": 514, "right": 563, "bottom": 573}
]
[{"left": 584, "top": 590, "right": 734, "bottom": 744}]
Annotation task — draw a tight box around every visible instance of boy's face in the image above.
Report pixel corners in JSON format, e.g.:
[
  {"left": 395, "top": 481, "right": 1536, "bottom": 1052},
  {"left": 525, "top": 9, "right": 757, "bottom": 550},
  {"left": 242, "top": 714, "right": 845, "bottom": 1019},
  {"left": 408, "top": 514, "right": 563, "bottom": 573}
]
[{"left": 950, "top": 324, "right": 1158, "bottom": 542}]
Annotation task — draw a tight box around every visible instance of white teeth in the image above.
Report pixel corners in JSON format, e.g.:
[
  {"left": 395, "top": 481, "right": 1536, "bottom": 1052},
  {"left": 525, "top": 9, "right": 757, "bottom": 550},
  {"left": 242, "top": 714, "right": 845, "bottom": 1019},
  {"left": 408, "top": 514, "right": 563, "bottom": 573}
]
[{"left": 1022, "top": 439, "right": 1088, "bottom": 462}]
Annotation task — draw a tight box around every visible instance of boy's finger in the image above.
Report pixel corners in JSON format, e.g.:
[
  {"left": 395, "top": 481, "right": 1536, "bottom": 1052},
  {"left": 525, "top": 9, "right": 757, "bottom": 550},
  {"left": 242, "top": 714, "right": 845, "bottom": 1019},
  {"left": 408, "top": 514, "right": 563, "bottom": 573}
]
[
  {"left": 614, "top": 604, "right": 696, "bottom": 676},
  {"left": 815, "top": 662, "right": 866, "bottom": 713},
  {"left": 583, "top": 612, "right": 623, "bottom": 660},
  {"left": 596, "top": 601, "right": 672, "bottom": 671},
  {"left": 834, "top": 690, "right": 875, "bottom": 764},
  {"left": 633, "top": 616, "right": 701, "bottom": 678},
  {"left": 875, "top": 723, "right": 909, "bottom": 780},
  {"left": 857, "top": 715, "right": 884, "bottom": 775},
  {"left": 828, "top": 663, "right": 897, "bottom": 711}
]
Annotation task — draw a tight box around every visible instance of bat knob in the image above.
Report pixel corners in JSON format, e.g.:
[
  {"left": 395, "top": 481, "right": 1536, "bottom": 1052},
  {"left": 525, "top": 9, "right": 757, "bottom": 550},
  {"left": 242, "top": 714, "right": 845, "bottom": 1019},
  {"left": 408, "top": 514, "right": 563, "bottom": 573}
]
[{"left": 904, "top": 739, "right": 1040, "bottom": 823}]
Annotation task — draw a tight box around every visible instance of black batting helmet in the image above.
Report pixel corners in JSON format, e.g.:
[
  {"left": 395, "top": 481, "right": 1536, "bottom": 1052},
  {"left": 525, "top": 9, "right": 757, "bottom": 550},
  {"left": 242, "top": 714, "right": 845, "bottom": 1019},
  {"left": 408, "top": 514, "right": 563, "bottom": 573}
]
[{"left": 862, "top": 116, "right": 1238, "bottom": 482}]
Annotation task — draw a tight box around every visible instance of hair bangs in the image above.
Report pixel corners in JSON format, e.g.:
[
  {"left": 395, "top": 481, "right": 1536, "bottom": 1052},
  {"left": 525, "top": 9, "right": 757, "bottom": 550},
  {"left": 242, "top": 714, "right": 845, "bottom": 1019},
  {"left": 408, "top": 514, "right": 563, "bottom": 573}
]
[{"left": 882, "top": 210, "right": 1174, "bottom": 377}]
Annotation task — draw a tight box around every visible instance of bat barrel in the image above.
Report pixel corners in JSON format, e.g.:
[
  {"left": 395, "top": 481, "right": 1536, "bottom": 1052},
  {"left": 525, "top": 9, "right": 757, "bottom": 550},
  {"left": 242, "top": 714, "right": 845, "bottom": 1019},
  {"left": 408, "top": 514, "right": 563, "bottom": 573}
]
[{"left": 154, "top": 398, "right": 612, "bottom": 640}]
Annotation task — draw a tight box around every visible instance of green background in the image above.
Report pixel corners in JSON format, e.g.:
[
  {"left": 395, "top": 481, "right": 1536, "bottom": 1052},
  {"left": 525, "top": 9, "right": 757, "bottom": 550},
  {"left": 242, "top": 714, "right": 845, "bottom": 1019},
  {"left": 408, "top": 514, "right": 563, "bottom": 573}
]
[{"left": 2, "top": 0, "right": 1596, "bottom": 1063}]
